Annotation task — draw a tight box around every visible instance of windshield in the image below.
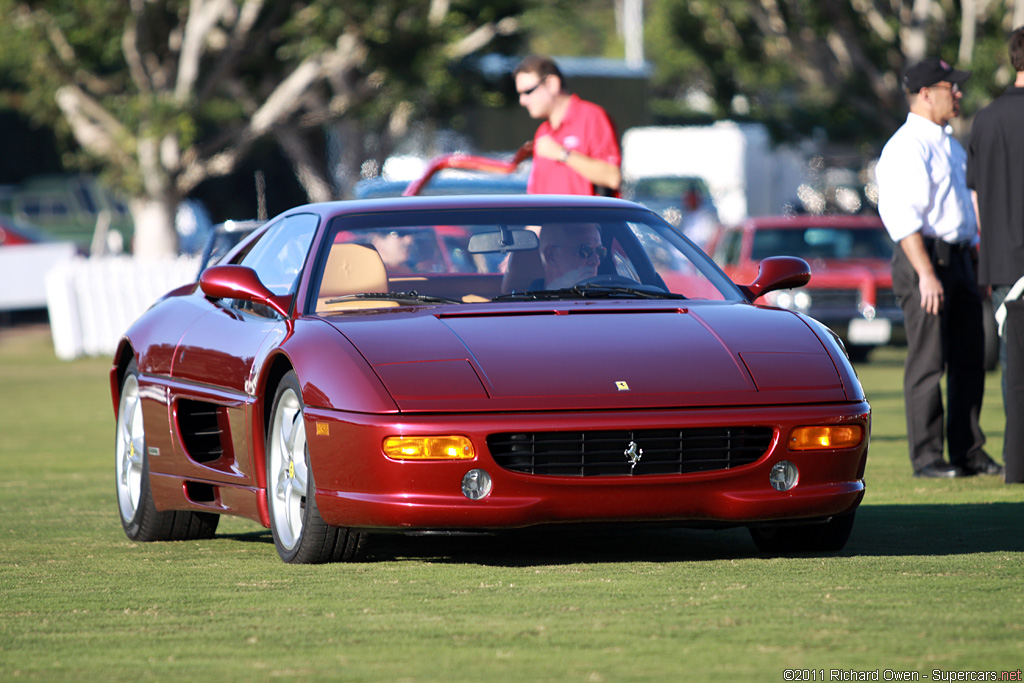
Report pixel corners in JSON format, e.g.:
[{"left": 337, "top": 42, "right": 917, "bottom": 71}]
[
  {"left": 626, "top": 176, "right": 710, "bottom": 203},
  {"left": 750, "top": 226, "right": 893, "bottom": 261},
  {"left": 309, "top": 206, "right": 742, "bottom": 313}
]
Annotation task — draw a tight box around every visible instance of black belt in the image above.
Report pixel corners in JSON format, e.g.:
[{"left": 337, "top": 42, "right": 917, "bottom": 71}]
[{"left": 922, "top": 236, "right": 972, "bottom": 266}]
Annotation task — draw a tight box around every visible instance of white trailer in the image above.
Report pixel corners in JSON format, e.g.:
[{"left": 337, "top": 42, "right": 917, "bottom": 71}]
[{"left": 621, "top": 122, "right": 815, "bottom": 226}]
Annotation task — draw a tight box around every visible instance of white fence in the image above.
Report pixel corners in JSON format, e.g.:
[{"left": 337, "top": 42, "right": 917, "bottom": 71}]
[{"left": 45, "top": 256, "right": 199, "bottom": 360}]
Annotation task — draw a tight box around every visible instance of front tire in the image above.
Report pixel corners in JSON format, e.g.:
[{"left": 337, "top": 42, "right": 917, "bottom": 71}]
[
  {"left": 115, "top": 359, "right": 219, "bottom": 541},
  {"left": 267, "top": 371, "right": 364, "bottom": 563},
  {"left": 749, "top": 511, "right": 856, "bottom": 554}
]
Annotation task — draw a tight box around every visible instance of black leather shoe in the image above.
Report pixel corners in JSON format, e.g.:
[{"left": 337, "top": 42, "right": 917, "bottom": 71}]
[
  {"left": 964, "top": 452, "right": 1004, "bottom": 476},
  {"left": 914, "top": 462, "right": 967, "bottom": 478}
]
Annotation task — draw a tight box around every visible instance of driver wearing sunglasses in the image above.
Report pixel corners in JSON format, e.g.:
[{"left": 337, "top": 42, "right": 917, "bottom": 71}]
[{"left": 537, "top": 223, "right": 606, "bottom": 289}]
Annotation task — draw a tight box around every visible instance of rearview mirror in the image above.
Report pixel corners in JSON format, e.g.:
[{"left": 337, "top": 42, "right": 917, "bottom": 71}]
[{"left": 468, "top": 228, "right": 539, "bottom": 253}]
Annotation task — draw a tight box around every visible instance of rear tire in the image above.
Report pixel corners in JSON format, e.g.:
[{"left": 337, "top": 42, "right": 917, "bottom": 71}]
[
  {"left": 267, "top": 370, "right": 365, "bottom": 563},
  {"left": 115, "top": 359, "right": 219, "bottom": 541},
  {"left": 749, "top": 511, "right": 855, "bottom": 554}
]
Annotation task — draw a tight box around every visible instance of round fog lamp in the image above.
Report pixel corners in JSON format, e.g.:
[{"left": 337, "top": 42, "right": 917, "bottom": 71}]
[
  {"left": 769, "top": 461, "right": 799, "bottom": 491},
  {"left": 461, "top": 469, "right": 492, "bottom": 500}
]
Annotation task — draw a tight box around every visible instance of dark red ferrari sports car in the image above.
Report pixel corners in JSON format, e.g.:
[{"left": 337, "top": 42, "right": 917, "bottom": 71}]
[{"left": 112, "top": 194, "right": 870, "bottom": 563}]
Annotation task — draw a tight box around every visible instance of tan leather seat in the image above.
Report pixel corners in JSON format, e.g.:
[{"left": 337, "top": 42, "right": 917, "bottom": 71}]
[{"left": 316, "top": 243, "right": 395, "bottom": 312}]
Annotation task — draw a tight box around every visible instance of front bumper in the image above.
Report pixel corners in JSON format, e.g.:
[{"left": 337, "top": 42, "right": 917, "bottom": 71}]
[{"left": 304, "top": 402, "right": 870, "bottom": 531}]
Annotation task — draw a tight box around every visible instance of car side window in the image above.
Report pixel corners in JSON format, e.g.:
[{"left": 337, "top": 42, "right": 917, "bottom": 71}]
[
  {"left": 609, "top": 239, "right": 641, "bottom": 281},
  {"left": 237, "top": 213, "right": 319, "bottom": 295}
]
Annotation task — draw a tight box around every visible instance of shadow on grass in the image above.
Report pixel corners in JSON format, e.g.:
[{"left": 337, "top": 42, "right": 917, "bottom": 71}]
[
  {"left": 846, "top": 502, "right": 1024, "bottom": 556},
  {"left": 213, "top": 502, "right": 1024, "bottom": 565},
  {"left": 219, "top": 524, "right": 757, "bottom": 564},
  {"left": 219, "top": 529, "right": 274, "bottom": 544},
  {"left": 362, "top": 525, "right": 759, "bottom": 565}
]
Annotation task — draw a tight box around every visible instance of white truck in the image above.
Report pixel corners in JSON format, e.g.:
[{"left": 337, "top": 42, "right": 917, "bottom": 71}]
[{"left": 621, "top": 122, "right": 815, "bottom": 226}]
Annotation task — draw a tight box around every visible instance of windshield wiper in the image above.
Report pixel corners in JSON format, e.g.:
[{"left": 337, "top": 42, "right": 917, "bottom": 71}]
[
  {"left": 494, "top": 284, "right": 687, "bottom": 301},
  {"left": 326, "top": 291, "right": 461, "bottom": 305}
]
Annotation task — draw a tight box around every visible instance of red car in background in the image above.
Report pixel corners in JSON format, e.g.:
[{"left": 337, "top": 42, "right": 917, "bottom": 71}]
[
  {"left": 0, "top": 215, "right": 50, "bottom": 246},
  {"left": 712, "top": 214, "right": 902, "bottom": 361}
]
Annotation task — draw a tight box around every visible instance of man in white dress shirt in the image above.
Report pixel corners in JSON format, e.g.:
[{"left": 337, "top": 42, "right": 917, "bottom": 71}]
[{"left": 875, "top": 58, "right": 1002, "bottom": 478}]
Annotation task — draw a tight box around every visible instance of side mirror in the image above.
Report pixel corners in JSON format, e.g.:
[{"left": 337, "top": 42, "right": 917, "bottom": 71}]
[
  {"left": 199, "top": 265, "right": 290, "bottom": 318},
  {"left": 739, "top": 256, "right": 811, "bottom": 302}
]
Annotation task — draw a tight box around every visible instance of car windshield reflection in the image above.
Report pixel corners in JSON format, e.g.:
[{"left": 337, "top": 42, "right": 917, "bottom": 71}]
[{"left": 751, "top": 226, "right": 894, "bottom": 261}]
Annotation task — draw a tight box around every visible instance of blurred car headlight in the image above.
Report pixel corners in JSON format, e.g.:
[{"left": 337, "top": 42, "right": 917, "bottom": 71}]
[{"left": 767, "top": 289, "right": 811, "bottom": 313}]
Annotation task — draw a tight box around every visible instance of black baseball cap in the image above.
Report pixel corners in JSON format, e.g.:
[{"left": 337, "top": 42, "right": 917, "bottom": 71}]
[{"left": 903, "top": 59, "right": 971, "bottom": 92}]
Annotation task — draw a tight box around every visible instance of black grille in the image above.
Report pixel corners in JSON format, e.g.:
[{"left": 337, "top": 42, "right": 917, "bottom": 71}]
[
  {"left": 487, "top": 427, "right": 774, "bottom": 477},
  {"left": 876, "top": 288, "right": 899, "bottom": 310},
  {"left": 808, "top": 288, "right": 859, "bottom": 309}
]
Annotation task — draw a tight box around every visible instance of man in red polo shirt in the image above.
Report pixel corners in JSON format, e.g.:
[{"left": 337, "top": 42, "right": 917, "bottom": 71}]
[{"left": 513, "top": 56, "right": 622, "bottom": 196}]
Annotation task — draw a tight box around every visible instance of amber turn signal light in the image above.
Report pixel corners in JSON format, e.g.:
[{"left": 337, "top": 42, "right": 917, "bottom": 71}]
[
  {"left": 382, "top": 435, "right": 476, "bottom": 461},
  {"left": 788, "top": 425, "right": 864, "bottom": 450}
]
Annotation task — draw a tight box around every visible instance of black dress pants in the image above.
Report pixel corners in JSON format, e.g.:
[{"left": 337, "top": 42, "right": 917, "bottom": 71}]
[{"left": 892, "top": 240, "right": 986, "bottom": 471}]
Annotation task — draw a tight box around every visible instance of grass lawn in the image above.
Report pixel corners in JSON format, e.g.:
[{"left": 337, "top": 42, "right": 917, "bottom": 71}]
[{"left": 1, "top": 325, "right": 1022, "bottom": 681}]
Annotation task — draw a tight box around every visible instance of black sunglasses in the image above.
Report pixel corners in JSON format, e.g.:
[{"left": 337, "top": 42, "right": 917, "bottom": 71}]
[
  {"left": 554, "top": 243, "right": 608, "bottom": 260},
  {"left": 517, "top": 78, "right": 547, "bottom": 97}
]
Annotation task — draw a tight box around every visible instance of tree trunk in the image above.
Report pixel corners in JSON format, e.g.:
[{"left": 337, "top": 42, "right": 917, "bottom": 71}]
[
  {"left": 129, "top": 196, "right": 179, "bottom": 260},
  {"left": 275, "top": 127, "right": 335, "bottom": 203},
  {"left": 901, "top": 0, "right": 932, "bottom": 63},
  {"left": 959, "top": 0, "right": 976, "bottom": 65},
  {"left": 328, "top": 119, "right": 378, "bottom": 198}
]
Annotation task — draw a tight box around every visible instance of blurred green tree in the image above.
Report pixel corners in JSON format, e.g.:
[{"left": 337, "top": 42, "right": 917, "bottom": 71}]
[
  {"left": 5, "top": 0, "right": 1023, "bottom": 255},
  {"left": 0, "top": 0, "right": 529, "bottom": 257},
  {"left": 643, "top": 0, "right": 1024, "bottom": 144}
]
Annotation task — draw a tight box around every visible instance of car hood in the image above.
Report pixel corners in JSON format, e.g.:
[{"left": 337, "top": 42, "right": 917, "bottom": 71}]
[{"left": 328, "top": 301, "right": 852, "bottom": 412}]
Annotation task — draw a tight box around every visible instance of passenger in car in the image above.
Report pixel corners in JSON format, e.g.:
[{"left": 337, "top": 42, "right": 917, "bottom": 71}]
[{"left": 369, "top": 229, "right": 417, "bottom": 272}]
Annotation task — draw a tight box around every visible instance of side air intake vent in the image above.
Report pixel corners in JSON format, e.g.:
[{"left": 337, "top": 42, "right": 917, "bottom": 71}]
[{"left": 176, "top": 400, "right": 228, "bottom": 464}]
